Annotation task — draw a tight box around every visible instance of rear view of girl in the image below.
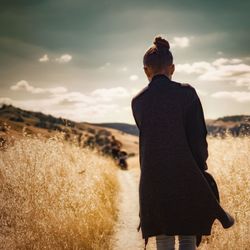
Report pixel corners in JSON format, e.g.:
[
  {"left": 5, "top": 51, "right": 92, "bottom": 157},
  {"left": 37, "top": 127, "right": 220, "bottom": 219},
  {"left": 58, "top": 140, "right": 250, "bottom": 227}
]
[{"left": 131, "top": 36, "right": 234, "bottom": 250}]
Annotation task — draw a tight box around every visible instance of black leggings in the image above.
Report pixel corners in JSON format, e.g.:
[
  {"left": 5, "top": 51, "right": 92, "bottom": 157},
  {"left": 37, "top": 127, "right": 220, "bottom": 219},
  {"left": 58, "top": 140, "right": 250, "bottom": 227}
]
[{"left": 155, "top": 234, "right": 196, "bottom": 250}]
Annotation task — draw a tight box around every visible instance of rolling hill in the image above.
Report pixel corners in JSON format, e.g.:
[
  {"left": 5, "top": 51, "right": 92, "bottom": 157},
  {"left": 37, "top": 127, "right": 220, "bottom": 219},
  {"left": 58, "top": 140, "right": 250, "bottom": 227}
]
[
  {"left": 0, "top": 104, "right": 138, "bottom": 170},
  {"left": 1, "top": 104, "right": 249, "bottom": 172},
  {"left": 91, "top": 115, "right": 250, "bottom": 137}
]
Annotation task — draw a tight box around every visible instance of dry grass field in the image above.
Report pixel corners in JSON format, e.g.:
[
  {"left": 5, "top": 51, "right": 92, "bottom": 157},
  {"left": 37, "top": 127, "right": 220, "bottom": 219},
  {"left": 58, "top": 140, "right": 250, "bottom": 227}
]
[
  {"left": 0, "top": 128, "right": 249, "bottom": 250},
  {"left": 199, "top": 133, "right": 250, "bottom": 249},
  {"left": 0, "top": 132, "right": 120, "bottom": 250},
  {"left": 112, "top": 132, "right": 250, "bottom": 250}
]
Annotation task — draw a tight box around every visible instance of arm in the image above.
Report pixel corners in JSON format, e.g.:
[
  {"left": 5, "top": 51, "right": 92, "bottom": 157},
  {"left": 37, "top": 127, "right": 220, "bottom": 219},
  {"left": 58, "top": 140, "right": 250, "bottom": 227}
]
[{"left": 184, "top": 93, "right": 208, "bottom": 171}]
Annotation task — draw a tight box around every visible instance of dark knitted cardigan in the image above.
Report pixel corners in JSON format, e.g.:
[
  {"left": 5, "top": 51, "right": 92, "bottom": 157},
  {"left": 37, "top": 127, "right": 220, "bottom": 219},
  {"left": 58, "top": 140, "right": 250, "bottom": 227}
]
[{"left": 131, "top": 74, "right": 234, "bottom": 249}]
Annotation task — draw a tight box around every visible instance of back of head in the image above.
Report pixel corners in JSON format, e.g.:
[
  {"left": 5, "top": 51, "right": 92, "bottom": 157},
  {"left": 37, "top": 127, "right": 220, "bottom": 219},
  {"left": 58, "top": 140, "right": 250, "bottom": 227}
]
[{"left": 143, "top": 36, "right": 173, "bottom": 73}]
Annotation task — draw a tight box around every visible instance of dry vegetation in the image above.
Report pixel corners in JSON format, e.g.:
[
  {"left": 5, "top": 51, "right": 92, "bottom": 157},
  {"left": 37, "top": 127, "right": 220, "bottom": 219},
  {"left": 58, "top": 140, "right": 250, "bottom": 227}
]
[
  {"left": 0, "top": 126, "right": 249, "bottom": 250},
  {"left": 200, "top": 133, "right": 250, "bottom": 249},
  {"left": 0, "top": 132, "right": 120, "bottom": 250}
]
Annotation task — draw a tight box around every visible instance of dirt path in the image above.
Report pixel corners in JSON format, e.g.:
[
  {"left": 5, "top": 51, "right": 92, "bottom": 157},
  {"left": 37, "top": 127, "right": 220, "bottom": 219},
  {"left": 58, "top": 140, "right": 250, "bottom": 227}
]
[{"left": 111, "top": 164, "right": 157, "bottom": 250}]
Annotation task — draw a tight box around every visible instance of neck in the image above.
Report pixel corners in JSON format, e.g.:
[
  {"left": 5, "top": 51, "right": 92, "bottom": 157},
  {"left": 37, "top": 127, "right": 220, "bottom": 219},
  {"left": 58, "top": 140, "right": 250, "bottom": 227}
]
[{"left": 149, "top": 73, "right": 171, "bottom": 81}]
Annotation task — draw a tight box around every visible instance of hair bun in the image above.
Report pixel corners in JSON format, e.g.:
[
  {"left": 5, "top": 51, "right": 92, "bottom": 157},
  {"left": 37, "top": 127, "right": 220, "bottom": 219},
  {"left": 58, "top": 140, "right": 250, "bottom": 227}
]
[{"left": 153, "top": 36, "right": 170, "bottom": 50}]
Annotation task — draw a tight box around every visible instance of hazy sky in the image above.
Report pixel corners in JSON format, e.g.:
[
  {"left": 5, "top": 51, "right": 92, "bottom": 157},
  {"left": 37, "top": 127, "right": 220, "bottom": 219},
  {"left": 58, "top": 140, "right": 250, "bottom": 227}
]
[{"left": 0, "top": 0, "right": 249, "bottom": 124}]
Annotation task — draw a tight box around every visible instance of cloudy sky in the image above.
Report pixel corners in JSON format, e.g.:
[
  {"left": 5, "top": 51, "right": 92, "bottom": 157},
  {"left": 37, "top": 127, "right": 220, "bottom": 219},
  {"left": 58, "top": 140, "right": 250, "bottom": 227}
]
[{"left": 0, "top": 0, "right": 249, "bottom": 124}]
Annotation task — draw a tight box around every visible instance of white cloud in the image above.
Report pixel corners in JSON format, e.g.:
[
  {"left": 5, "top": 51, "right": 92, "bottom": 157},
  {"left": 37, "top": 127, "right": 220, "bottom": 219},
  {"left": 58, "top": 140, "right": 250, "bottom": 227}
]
[
  {"left": 55, "top": 54, "right": 72, "bottom": 63},
  {"left": 196, "top": 89, "right": 208, "bottom": 96},
  {"left": 0, "top": 97, "right": 13, "bottom": 105},
  {"left": 131, "top": 88, "right": 141, "bottom": 95},
  {"left": 10, "top": 81, "right": 133, "bottom": 101},
  {"left": 211, "top": 57, "right": 242, "bottom": 66},
  {"left": 176, "top": 57, "right": 250, "bottom": 89},
  {"left": 91, "top": 87, "right": 130, "bottom": 101},
  {"left": 38, "top": 53, "right": 74, "bottom": 63},
  {"left": 129, "top": 74, "right": 138, "bottom": 81},
  {"left": 3, "top": 82, "right": 137, "bottom": 122},
  {"left": 0, "top": 96, "right": 120, "bottom": 122},
  {"left": 55, "top": 91, "right": 97, "bottom": 105},
  {"left": 176, "top": 61, "right": 213, "bottom": 74},
  {"left": 52, "top": 87, "right": 132, "bottom": 105},
  {"left": 170, "top": 37, "right": 190, "bottom": 48},
  {"left": 7, "top": 80, "right": 137, "bottom": 121},
  {"left": 0, "top": 96, "right": 61, "bottom": 110},
  {"left": 39, "top": 54, "right": 49, "bottom": 62},
  {"left": 6, "top": 80, "right": 136, "bottom": 120},
  {"left": 211, "top": 91, "right": 250, "bottom": 103},
  {"left": 10, "top": 80, "right": 68, "bottom": 94}
]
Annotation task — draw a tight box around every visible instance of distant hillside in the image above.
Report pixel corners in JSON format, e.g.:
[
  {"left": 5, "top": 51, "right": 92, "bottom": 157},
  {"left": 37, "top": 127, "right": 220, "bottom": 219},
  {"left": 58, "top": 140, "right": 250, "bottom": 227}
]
[
  {"left": 90, "top": 122, "right": 139, "bottom": 136},
  {"left": 0, "top": 104, "right": 132, "bottom": 170},
  {"left": 205, "top": 115, "right": 250, "bottom": 137},
  {"left": 91, "top": 115, "right": 250, "bottom": 137},
  {"left": 1, "top": 103, "right": 248, "bottom": 170}
]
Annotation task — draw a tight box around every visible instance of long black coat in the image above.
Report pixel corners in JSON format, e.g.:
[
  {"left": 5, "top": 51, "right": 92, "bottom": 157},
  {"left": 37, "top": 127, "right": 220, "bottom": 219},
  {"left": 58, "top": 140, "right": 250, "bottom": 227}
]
[{"left": 131, "top": 74, "right": 234, "bottom": 249}]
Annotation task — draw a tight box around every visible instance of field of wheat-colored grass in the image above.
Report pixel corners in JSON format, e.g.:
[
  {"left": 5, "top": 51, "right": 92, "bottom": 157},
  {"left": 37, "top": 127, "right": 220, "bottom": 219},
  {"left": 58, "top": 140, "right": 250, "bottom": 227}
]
[
  {"left": 199, "top": 133, "right": 250, "bottom": 250},
  {"left": 0, "top": 132, "right": 120, "bottom": 250}
]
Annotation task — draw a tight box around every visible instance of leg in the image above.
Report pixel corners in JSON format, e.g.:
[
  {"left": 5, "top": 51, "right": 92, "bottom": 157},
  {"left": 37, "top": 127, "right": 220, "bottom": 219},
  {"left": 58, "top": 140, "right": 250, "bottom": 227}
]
[
  {"left": 156, "top": 234, "right": 175, "bottom": 250},
  {"left": 178, "top": 235, "right": 196, "bottom": 250}
]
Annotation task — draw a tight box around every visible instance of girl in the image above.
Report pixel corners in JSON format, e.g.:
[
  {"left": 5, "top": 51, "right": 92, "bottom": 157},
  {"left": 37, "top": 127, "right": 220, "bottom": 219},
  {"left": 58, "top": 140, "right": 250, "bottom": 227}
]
[{"left": 131, "top": 36, "right": 234, "bottom": 250}]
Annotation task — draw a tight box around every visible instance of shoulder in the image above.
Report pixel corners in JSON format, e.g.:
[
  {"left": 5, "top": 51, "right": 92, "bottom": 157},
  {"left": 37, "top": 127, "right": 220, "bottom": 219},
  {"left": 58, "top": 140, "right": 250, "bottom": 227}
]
[
  {"left": 173, "top": 81, "right": 195, "bottom": 91},
  {"left": 131, "top": 86, "right": 149, "bottom": 105},
  {"left": 180, "top": 82, "right": 194, "bottom": 89},
  {"left": 181, "top": 82, "right": 197, "bottom": 97},
  {"left": 172, "top": 81, "right": 199, "bottom": 104}
]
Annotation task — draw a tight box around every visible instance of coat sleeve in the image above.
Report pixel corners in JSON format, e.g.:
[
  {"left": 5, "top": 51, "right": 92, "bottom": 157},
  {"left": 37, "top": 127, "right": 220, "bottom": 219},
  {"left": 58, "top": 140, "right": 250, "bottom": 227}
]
[
  {"left": 131, "top": 98, "right": 141, "bottom": 130},
  {"left": 184, "top": 92, "right": 208, "bottom": 172},
  {"left": 131, "top": 98, "right": 142, "bottom": 222}
]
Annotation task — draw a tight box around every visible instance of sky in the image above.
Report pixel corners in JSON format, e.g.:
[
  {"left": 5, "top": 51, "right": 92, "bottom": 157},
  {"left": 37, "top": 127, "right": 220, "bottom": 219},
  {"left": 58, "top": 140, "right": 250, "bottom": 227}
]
[{"left": 0, "top": 0, "right": 250, "bottom": 124}]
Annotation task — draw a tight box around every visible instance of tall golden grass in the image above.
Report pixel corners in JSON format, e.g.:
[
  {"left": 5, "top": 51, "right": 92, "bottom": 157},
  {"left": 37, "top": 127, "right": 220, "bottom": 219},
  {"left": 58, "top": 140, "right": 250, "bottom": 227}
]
[
  {"left": 200, "top": 133, "right": 250, "bottom": 249},
  {"left": 0, "top": 132, "right": 119, "bottom": 250}
]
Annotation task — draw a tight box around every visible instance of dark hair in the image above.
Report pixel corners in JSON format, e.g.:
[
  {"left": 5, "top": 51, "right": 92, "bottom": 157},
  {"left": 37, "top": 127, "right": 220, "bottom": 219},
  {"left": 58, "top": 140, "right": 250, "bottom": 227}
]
[{"left": 143, "top": 36, "right": 173, "bottom": 72}]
